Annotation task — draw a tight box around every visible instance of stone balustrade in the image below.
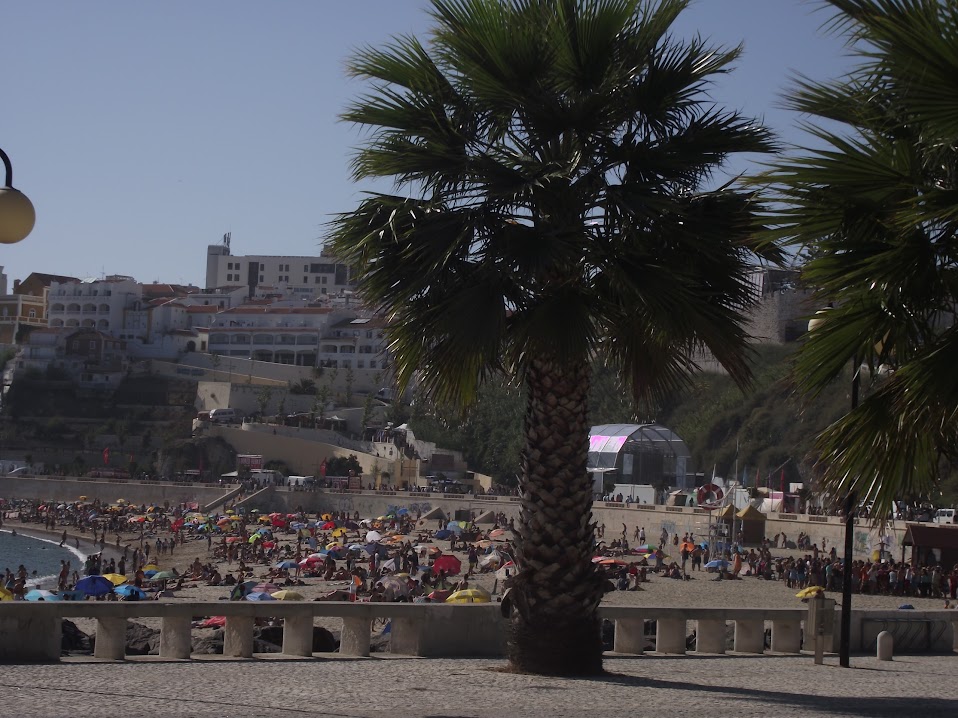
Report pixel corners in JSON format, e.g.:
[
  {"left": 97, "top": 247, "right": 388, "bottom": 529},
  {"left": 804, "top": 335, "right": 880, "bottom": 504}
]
[{"left": 2, "top": 602, "right": 955, "bottom": 663}]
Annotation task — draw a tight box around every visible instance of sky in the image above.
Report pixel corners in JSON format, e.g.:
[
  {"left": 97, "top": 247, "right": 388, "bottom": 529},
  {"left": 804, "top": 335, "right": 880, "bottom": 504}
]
[{"left": 1, "top": 0, "right": 851, "bottom": 288}]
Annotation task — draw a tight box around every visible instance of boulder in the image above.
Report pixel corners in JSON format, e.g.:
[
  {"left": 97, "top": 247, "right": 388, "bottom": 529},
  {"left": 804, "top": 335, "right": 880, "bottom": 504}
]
[
  {"left": 61, "top": 619, "right": 92, "bottom": 654},
  {"left": 192, "top": 629, "right": 225, "bottom": 655},
  {"left": 126, "top": 621, "right": 161, "bottom": 655}
]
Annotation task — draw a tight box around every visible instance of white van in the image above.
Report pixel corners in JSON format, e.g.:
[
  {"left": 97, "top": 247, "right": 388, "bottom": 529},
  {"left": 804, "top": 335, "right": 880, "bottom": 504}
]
[
  {"left": 209, "top": 408, "right": 242, "bottom": 424},
  {"left": 934, "top": 508, "right": 957, "bottom": 525}
]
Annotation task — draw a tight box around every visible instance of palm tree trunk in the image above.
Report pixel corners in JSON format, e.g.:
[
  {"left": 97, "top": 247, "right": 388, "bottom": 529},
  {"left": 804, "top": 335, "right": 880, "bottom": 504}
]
[{"left": 508, "top": 356, "right": 605, "bottom": 675}]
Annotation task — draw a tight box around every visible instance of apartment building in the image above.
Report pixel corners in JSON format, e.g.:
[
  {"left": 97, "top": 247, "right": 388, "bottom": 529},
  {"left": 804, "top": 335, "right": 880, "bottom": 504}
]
[{"left": 205, "top": 233, "right": 355, "bottom": 298}]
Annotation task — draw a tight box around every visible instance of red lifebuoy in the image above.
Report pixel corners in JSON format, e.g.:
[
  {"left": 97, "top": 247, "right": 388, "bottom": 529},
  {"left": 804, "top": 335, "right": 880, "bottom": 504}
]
[{"left": 697, "top": 483, "right": 724, "bottom": 505}]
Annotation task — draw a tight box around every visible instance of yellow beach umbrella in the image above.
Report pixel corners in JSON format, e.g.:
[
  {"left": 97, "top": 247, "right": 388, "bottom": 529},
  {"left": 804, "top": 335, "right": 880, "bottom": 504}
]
[
  {"left": 0, "top": 586, "right": 14, "bottom": 601},
  {"left": 796, "top": 586, "right": 826, "bottom": 599},
  {"left": 445, "top": 588, "right": 491, "bottom": 604},
  {"left": 271, "top": 590, "right": 305, "bottom": 601},
  {"left": 101, "top": 573, "right": 128, "bottom": 586},
  {"left": 142, "top": 564, "right": 160, "bottom": 573},
  {"left": 331, "top": 527, "right": 348, "bottom": 538}
]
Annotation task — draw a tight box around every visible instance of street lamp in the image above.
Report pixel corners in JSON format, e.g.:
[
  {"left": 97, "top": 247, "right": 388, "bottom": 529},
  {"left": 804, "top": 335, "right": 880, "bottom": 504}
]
[
  {"left": 807, "top": 308, "right": 859, "bottom": 669},
  {"left": 0, "top": 148, "right": 35, "bottom": 244}
]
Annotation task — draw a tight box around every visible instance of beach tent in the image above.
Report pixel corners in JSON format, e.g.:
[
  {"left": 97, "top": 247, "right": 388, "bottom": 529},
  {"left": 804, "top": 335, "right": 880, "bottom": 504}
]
[
  {"left": 478, "top": 550, "right": 503, "bottom": 569},
  {"left": 735, "top": 505, "right": 767, "bottom": 545},
  {"left": 432, "top": 554, "right": 462, "bottom": 575}
]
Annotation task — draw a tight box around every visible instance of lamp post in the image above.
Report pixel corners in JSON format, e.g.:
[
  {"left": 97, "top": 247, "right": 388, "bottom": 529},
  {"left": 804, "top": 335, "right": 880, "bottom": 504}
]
[
  {"left": 807, "top": 309, "right": 859, "bottom": 668},
  {"left": 0, "top": 148, "right": 35, "bottom": 244}
]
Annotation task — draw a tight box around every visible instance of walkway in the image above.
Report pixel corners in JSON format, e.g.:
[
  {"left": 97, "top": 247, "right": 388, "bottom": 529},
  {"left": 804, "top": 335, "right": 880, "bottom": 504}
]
[{"left": 2, "top": 654, "right": 956, "bottom": 717}]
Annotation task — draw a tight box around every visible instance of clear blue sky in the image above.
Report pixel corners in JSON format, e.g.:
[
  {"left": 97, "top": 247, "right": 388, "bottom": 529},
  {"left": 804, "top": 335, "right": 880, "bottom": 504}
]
[{"left": 2, "top": 0, "right": 848, "bottom": 287}]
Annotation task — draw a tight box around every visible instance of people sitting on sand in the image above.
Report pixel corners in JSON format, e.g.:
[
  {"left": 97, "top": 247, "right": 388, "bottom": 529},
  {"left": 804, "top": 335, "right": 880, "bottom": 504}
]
[{"left": 207, "top": 569, "right": 222, "bottom": 586}]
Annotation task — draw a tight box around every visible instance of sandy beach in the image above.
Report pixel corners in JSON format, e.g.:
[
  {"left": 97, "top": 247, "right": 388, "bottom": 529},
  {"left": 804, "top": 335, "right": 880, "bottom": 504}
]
[{"left": 11, "top": 515, "right": 951, "bottom": 647}]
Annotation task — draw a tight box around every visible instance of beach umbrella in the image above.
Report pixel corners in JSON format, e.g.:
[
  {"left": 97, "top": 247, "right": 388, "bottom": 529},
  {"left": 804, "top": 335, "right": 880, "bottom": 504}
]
[
  {"left": 376, "top": 575, "right": 409, "bottom": 598},
  {"left": 0, "top": 586, "right": 14, "bottom": 601},
  {"left": 252, "top": 583, "right": 281, "bottom": 593},
  {"left": 25, "top": 589, "right": 62, "bottom": 602},
  {"left": 275, "top": 560, "right": 299, "bottom": 570},
  {"left": 379, "top": 558, "right": 400, "bottom": 573},
  {"left": 331, "top": 527, "right": 348, "bottom": 538},
  {"left": 248, "top": 534, "right": 261, "bottom": 544},
  {"left": 326, "top": 542, "right": 344, "bottom": 551},
  {"left": 321, "top": 513, "right": 333, "bottom": 520},
  {"left": 320, "top": 520, "right": 336, "bottom": 530},
  {"left": 365, "top": 530, "right": 382, "bottom": 543},
  {"left": 199, "top": 616, "right": 226, "bottom": 628},
  {"left": 434, "top": 530, "right": 452, "bottom": 540},
  {"left": 432, "top": 554, "right": 462, "bottom": 575},
  {"left": 489, "top": 529, "right": 508, "bottom": 539},
  {"left": 446, "top": 587, "right": 491, "bottom": 604},
  {"left": 262, "top": 541, "right": 276, "bottom": 549},
  {"left": 116, "top": 499, "right": 127, "bottom": 504},
  {"left": 796, "top": 586, "right": 826, "bottom": 599},
  {"left": 290, "top": 522, "right": 306, "bottom": 530},
  {"left": 216, "top": 518, "right": 234, "bottom": 527},
  {"left": 114, "top": 585, "right": 148, "bottom": 599},
  {"left": 396, "top": 508, "right": 409, "bottom": 515},
  {"left": 271, "top": 589, "right": 305, "bottom": 601},
  {"left": 101, "top": 573, "right": 128, "bottom": 586},
  {"left": 148, "top": 571, "right": 177, "bottom": 581},
  {"left": 599, "top": 558, "right": 628, "bottom": 566},
  {"left": 478, "top": 551, "right": 501, "bottom": 568},
  {"left": 445, "top": 521, "right": 464, "bottom": 535},
  {"left": 246, "top": 591, "right": 276, "bottom": 601},
  {"left": 344, "top": 520, "right": 359, "bottom": 529},
  {"left": 427, "top": 589, "right": 451, "bottom": 601},
  {"left": 680, "top": 542, "right": 695, "bottom": 553},
  {"left": 705, "top": 559, "right": 729, "bottom": 569},
  {"left": 75, "top": 575, "right": 115, "bottom": 596},
  {"left": 142, "top": 564, "right": 160, "bottom": 572},
  {"left": 495, "top": 562, "right": 517, "bottom": 580}
]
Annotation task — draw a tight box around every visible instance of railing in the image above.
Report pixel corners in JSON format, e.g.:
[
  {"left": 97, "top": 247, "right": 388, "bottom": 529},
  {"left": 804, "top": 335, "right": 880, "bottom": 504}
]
[{"left": 3, "top": 601, "right": 953, "bottom": 664}]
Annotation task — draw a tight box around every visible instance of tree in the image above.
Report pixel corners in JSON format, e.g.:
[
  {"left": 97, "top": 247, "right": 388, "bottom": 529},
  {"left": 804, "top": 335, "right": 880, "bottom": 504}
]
[
  {"left": 256, "top": 387, "right": 273, "bottom": 419},
  {"left": 759, "top": 0, "right": 958, "bottom": 520},
  {"left": 331, "top": 0, "right": 777, "bottom": 675},
  {"left": 291, "top": 378, "right": 317, "bottom": 395}
]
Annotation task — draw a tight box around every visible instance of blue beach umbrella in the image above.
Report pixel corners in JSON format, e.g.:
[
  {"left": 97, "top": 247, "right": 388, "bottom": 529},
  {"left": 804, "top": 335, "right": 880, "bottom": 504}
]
[
  {"left": 275, "top": 560, "right": 299, "bottom": 570},
  {"left": 246, "top": 591, "right": 276, "bottom": 601},
  {"left": 25, "top": 589, "right": 62, "bottom": 601},
  {"left": 705, "top": 559, "right": 730, "bottom": 569},
  {"left": 75, "top": 575, "right": 115, "bottom": 596},
  {"left": 115, "top": 585, "right": 148, "bottom": 599}
]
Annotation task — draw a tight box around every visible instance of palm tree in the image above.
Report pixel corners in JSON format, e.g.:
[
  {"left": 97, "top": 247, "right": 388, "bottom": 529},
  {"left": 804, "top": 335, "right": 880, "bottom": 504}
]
[
  {"left": 760, "top": 0, "right": 958, "bottom": 521},
  {"left": 331, "top": 0, "right": 777, "bottom": 675}
]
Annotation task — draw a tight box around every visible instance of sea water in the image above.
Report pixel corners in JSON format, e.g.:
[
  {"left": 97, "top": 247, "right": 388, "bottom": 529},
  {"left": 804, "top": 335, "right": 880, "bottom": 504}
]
[{"left": 0, "top": 529, "right": 86, "bottom": 589}]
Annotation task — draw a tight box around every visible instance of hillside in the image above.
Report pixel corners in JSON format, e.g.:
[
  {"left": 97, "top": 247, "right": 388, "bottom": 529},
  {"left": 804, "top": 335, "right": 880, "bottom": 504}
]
[{"left": 409, "top": 346, "right": 958, "bottom": 505}]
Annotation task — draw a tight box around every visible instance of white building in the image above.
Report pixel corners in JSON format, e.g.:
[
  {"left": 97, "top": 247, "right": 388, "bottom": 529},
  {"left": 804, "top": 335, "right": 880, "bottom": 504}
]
[
  {"left": 205, "top": 233, "right": 355, "bottom": 299},
  {"left": 47, "top": 276, "right": 140, "bottom": 334}
]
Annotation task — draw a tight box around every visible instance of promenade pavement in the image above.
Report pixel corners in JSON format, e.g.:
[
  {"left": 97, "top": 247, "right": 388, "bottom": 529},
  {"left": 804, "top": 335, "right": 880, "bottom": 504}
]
[{"left": 3, "top": 654, "right": 957, "bottom": 718}]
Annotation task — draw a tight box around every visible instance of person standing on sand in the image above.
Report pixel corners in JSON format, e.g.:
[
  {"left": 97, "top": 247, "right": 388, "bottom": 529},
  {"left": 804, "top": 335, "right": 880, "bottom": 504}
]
[{"left": 59, "top": 530, "right": 67, "bottom": 547}]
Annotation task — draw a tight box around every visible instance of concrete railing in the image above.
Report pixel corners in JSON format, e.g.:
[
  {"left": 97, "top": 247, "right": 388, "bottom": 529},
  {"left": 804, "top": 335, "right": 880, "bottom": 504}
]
[{"left": 3, "top": 601, "right": 955, "bottom": 663}]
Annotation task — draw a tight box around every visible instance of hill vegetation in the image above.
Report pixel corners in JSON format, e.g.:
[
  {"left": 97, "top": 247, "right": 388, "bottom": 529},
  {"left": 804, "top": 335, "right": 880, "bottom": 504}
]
[{"left": 409, "top": 345, "right": 958, "bottom": 507}]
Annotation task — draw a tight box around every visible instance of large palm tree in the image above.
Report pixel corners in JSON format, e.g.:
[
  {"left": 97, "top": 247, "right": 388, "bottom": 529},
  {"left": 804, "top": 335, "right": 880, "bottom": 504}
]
[
  {"left": 761, "top": 0, "right": 958, "bottom": 520},
  {"left": 331, "top": 0, "right": 777, "bottom": 675}
]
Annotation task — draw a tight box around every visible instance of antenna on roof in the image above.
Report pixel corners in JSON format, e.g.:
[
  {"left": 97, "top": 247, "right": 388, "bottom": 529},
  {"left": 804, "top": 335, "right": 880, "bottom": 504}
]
[{"left": 223, "top": 231, "right": 231, "bottom": 249}]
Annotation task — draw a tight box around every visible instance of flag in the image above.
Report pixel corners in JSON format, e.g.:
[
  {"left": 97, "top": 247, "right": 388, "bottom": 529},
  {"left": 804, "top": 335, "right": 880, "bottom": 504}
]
[
  {"left": 755, "top": 466, "right": 760, "bottom": 488},
  {"left": 102, "top": 447, "right": 110, "bottom": 465},
  {"left": 780, "top": 468, "right": 785, "bottom": 493}
]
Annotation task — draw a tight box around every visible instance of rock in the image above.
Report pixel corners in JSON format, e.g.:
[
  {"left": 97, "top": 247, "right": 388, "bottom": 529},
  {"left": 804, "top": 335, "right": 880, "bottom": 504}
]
[
  {"left": 254, "top": 639, "right": 281, "bottom": 653},
  {"left": 126, "top": 621, "right": 161, "bottom": 655},
  {"left": 370, "top": 629, "right": 391, "bottom": 653},
  {"left": 61, "top": 619, "right": 92, "bottom": 654},
  {"left": 255, "top": 626, "right": 284, "bottom": 646},
  {"left": 313, "top": 626, "right": 338, "bottom": 653},
  {"left": 192, "top": 629, "right": 224, "bottom": 655}
]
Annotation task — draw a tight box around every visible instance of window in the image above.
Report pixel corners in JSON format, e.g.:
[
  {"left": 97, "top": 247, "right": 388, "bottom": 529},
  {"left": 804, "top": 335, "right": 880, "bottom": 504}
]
[
  {"left": 370, "top": 361, "right": 377, "bottom": 369},
  {"left": 259, "top": 275, "right": 263, "bottom": 283},
  {"left": 303, "top": 276, "right": 307, "bottom": 283},
  {"left": 321, "top": 276, "right": 327, "bottom": 285},
  {"left": 89, "top": 341, "right": 96, "bottom": 349},
  {"left": 1, "top": 308, "right": 6, "bottom": 317},
  {"left": 304, "top": 264, "right": 309, "bottom": 272},
  {"left": 28, "top": 309, "right": 36, "bottom": 319},
  {"left": 357, "top": 359, "right": 365, "bottom": 368},
  {"left": 309, "top": 263, "right": 335, "bottom": 273}
]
